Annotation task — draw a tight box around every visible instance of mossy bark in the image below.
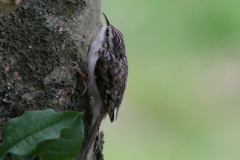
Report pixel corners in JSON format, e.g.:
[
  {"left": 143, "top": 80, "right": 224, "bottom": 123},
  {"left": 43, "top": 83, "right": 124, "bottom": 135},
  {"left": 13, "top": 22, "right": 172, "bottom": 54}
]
[{"left": 0, "top": 0, "right": 103, "bottom": 159}]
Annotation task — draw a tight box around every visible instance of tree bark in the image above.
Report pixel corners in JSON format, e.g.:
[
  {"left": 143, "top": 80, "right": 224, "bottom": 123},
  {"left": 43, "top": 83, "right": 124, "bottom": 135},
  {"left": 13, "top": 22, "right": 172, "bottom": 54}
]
[{"left": 0, "top": 0, "right": 103, "bottom": 159}]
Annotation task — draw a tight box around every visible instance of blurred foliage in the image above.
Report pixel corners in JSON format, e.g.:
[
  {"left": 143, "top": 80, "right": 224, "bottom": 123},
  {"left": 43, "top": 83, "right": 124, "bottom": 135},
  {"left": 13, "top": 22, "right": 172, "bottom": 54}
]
[{"left": 101, "top": 0, "right": 240, "bottom": 160}]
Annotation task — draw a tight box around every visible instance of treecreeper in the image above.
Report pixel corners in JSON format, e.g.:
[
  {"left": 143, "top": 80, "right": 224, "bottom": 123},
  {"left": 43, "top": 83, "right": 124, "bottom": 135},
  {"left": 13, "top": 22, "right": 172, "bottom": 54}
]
[{"left": 74, "top": 12, "right": 128, "bottom": 158}]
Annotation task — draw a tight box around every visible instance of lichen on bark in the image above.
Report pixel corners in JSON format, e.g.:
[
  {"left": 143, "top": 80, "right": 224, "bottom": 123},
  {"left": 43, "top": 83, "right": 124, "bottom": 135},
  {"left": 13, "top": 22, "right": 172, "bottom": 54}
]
[{"left": 0, "top": 0, "right": 102, "bottom": 159}]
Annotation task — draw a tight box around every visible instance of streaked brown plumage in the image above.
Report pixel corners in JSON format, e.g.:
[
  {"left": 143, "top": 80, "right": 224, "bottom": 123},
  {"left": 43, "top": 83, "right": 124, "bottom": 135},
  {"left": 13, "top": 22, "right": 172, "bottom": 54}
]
[{"left": 79, "top": 13, "right": 128, "bottom": 158}]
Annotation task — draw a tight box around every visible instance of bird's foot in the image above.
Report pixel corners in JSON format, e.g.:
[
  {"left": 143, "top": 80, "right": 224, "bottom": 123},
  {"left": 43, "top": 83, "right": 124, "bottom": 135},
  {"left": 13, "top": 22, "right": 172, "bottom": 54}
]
[{"left": 73, "top": 62, "right": 89, "bottom": 95}]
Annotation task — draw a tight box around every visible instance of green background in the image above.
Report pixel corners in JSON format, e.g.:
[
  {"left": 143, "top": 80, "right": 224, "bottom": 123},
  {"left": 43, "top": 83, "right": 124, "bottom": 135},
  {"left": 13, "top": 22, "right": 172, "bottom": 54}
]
[{"left": 101, "top": 0, "right": 240, "bottom": 160}]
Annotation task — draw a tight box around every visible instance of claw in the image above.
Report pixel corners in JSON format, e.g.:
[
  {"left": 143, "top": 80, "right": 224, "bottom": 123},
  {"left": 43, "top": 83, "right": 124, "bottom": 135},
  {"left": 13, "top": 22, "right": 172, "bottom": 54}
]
[
  {"left": 73, "top": 62, "right": 88, "bottom": 95},
  {"left": 81, "top": 84, "right": 87, "bottom": 95}
]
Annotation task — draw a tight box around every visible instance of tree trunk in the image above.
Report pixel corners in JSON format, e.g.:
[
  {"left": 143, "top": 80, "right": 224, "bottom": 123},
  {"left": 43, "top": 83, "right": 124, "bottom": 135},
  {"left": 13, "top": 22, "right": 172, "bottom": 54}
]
[{"left": 0, "top": 0, "right": 103, "bottom": 159}]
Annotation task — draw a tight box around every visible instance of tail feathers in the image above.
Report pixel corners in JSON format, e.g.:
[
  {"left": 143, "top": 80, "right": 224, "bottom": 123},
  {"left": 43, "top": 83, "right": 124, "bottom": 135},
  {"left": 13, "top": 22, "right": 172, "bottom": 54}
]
[
  {"left": 81, "top": 114, "right": 103, "bottom": 158},
  {"left": 115, "top": 107, "right": 120, "bottom": 121}
]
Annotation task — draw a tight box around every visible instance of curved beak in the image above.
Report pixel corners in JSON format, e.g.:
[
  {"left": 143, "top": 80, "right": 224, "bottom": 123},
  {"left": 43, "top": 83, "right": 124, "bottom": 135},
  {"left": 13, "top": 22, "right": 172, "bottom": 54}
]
[{"left": 102, "top": 12, "right": 110, "bottom": 26}]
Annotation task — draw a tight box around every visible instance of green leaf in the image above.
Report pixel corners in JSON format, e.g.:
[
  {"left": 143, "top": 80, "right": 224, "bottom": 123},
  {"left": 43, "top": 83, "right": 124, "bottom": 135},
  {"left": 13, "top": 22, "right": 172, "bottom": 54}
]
[
  {"left": 0, "top": 109, "right": 81, "bottom": 159},
  {"left": 33, "top": 116, "right": 84, "bottom": 160},
  {"left": 11, "top": 153, "right": 33, "bottom": 160}
]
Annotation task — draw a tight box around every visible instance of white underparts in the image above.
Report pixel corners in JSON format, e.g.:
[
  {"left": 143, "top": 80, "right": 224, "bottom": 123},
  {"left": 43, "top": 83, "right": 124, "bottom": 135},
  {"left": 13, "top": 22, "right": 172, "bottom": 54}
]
[{"left": 88, "top": 26, "right": 107, "bottom": 122}]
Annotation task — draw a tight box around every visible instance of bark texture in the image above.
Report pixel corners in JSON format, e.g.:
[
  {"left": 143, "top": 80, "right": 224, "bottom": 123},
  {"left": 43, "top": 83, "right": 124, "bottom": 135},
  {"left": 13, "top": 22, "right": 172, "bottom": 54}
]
[{"left": 0, "top": 0, "right": 103, "bottom": 159}]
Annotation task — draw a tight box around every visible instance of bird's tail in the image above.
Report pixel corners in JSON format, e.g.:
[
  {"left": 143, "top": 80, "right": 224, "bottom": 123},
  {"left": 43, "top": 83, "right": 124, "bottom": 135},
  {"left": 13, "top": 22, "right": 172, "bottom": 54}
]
[{"left": 81, "top": 113, "right": 103, "bottom": 158}]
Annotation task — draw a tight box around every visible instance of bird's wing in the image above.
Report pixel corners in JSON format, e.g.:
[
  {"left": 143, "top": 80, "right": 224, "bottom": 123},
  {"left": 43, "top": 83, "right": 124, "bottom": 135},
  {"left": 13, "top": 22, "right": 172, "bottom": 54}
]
[{"left": 94, "top": 49, "right": 128, "bottom": 122}]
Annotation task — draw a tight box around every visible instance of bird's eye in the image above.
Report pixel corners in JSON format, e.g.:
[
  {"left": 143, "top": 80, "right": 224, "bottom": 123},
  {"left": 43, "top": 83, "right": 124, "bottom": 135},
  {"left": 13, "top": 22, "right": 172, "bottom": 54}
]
[{"left": 106, "top": 32, "right": 109, "bottom": 37}]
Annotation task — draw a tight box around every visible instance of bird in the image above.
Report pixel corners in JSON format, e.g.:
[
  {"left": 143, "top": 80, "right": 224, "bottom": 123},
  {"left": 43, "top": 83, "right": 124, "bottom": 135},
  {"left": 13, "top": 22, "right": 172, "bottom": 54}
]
[{"left": 74, "top": 12, "right": 128, "bottom": 158}]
